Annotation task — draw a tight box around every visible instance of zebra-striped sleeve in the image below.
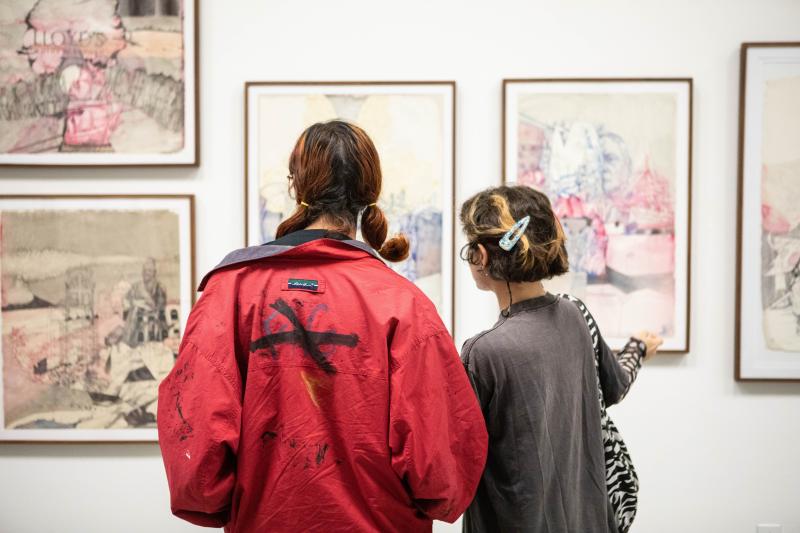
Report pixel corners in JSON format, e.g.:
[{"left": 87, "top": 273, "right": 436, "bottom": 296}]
[
  {"left": 617, "top": 337, "right": 647, "bottom": 401},
  {"left": 558, "top": 293, "right": 646, "bottom": 406},
  {"left": 614, "top": 338, "right": 646, "bottom": 402}
]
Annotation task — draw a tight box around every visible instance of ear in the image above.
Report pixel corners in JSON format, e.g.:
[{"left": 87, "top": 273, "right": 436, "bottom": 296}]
[
  {"left": 286, "top": 173, "right": 298, "bottom": 199},
  {"left": 476, "top": 243, "right": 489, "bottom": 268}
]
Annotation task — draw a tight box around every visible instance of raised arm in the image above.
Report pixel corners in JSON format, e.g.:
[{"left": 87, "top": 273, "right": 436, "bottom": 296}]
[
  {"left": 596, "top": 331, "right": 646, "bottom": 406},
  {"left": 559, "top": 294, "right": 651, "bottom": 406}
]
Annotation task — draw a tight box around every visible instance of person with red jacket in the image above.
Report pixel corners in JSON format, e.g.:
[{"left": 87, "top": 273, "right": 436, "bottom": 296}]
[{"left": 157, "top": 120, "right": 488, "bottom": 532}]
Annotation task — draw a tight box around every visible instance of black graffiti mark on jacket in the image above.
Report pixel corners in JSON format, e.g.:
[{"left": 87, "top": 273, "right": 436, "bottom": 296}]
[
  {"left": 315, "top": 443, "right": 329, "bottom": 465},
  {"left": 174, "top": 392, "right": 193, "bottom": 441},
  {"left": 250, "top": 298, "right": 358, "bottom": 374}
]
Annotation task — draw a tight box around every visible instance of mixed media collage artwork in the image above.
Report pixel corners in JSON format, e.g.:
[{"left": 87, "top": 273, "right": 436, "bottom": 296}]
[
  {"left": 0, "top": 0, "right": 197, "bottom": 166},
  {"left": 0, "top": 196, "right": 194, "bottom": 440},
  {"left": 504, "top": 79, "right": 692, "bottom": 352},
  {"left": 737, "top": 43, "right": 800, "bottom": 381},
  {"left": 246, "top": 82, "right": 455, "bottom": 329}
]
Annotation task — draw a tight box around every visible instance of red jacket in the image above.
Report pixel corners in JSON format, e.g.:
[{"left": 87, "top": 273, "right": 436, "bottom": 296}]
[{"left": 157, "top": 235, "right": 488, "bottom": 532}]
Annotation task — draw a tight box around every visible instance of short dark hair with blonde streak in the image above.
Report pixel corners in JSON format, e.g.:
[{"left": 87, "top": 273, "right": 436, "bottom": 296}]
[{"left": 460, "top": 185, "right": 569, "bottom": 283}]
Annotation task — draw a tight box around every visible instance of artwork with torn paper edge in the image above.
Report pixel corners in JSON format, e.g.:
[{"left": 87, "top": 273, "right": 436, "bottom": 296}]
[
  {"left": 245, "top": 82, "right": 455, "bottom": 332},
  {"left": 0, "top": 196, "right": 194, "bottom": 441},
  {"left": 0, "top": 0, "right": 197, "bottom": 166},
  {"left": 504, "top": 79, "right": 692, "bottom": 352},
  {"left": 737, "top": 44, "right": 800, "bottom": 381}
]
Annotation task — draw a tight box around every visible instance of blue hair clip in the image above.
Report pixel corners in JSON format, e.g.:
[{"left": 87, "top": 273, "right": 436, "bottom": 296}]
[{"left": 499, "top": 215, "right": 531, "bottom": 251}]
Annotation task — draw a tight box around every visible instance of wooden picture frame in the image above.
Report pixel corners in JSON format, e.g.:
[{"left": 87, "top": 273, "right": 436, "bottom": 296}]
[
  {"left": 0, "top": 0, "right": 200, "bottom": 167},
  {"left": 735, "top": 43, "right": 800, "bottom": 382},
  {"left": 244, "top": 81, "right": 457, "bottom": 333},
  {"left": 0, "top": 194, "right": 196, "bottom": 442},
  {"left": 503, "top": 78, "right": 693, "bottom": 353}
]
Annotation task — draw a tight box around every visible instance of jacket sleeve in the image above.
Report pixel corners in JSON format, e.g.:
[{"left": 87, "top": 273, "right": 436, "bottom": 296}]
[
  {"left": 157, "top": 276, "right": 243, "bottom": 527},
  {"left": 388, "top": 317, "right": 488, "bottom": 523}
]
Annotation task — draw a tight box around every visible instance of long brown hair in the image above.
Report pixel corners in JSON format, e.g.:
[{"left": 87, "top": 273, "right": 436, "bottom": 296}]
[{"left": 276, "top": 120, "right": 410, "bottom": 262}]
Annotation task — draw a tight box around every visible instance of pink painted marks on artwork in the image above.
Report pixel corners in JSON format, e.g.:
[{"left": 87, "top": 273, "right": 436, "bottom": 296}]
[
  {"left": 8, "top": 327, "right": 29, "bottom": 362},
  {"left": 553, "top": 195, "right": 608, "bottom": 239},
  {"left": 620, "top": 159, "right": 674, "bottom": 232},
  {"left": 5, "top": 320, "right": 54, "bottom": 390},
  {"left": 554, "top": 195, "right": 609, "bottom": 277},
  {"left": 25, "top": 4, "right": 127, "bottom": 47},
  {"left": 606, "top": 233, "right": 675, "bottom": 277},
  {"left": 21, "top": 10, "right": 126, "bottom": 75},
  {"left": 762, "top": 204, "right": 791, "bottom": 234},
  {"left": 517, "top": 121, "right": 547, "bottom": 188},
  {"left": 19, "top": 1, "right": 129, "bottom": 148},
  {"left": 63, "top": 64, "right": 123, "bottom": 147},
  {"left": 3, "top": 325, "right": 41, "bottom": 418},
  {"left": 22, "top": 41, "right": 64, "bottom": 75}
]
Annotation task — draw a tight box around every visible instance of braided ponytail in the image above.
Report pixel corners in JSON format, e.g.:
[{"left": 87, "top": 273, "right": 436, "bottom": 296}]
[{"left": 361, "top": 204, "right": 410, "bottom": 262}]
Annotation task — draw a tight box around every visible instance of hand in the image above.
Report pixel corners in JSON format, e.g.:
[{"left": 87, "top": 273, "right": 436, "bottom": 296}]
[{"left": 635, "top": 330, "right": 663, "bottom": 358}]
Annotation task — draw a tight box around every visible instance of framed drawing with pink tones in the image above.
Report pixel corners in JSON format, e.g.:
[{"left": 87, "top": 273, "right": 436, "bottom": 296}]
[
  {"left": 0, "top": 195, "right": 195, "bottom": 442},
  {"left": 245, "top": 81, "right": 456, "bottom": 332},
  {"left": 504, "top": 79, "right": 692, "bottom": 353},
  {"left": 736, "top": 43, "right": 800, "bottom": 381},
  {"left": 0, "top": 0, "right": 198, "bottom": 167}
]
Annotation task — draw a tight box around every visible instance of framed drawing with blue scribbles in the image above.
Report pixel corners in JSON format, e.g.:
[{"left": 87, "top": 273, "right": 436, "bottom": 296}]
[
  {"left": 504, "top": 79, "right": 692, "bottom": 353},
  {"left": 736, "top": 43, "right": 800, "bottom": 381},
  {"left": 0, "top": 0, "right": 198, "bottom": 167},
  {"left": 245, "top": 81, "right": 455, "bottom": 332},
  {"left": 0, "top": 195, "right": 195, "bottom": 441}
]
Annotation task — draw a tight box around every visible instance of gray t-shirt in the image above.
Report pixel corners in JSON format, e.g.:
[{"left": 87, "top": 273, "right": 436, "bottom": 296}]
[{"left": 461, "top": 293, "right": 641, "bottom": 533}]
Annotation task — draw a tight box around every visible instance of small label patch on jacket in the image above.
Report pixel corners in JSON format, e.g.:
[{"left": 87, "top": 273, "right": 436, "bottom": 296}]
[{"left": 285, "top": 278, "right": 324, "bottom": 293}]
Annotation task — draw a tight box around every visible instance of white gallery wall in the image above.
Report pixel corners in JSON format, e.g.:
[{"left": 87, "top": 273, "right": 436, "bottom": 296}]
[{"left": 1, "top": 0, "right": 800, "bottom": 531}]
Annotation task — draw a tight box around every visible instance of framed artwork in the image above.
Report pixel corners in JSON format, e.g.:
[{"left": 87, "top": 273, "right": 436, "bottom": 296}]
[
  {"left": 245, "top": 81, "right": 456, "bottom": 331},
  {"left": 0, "top": 0, "right": 199, "bottom": 167},
  {"left": 736, "top": 43, "right": 800, "bottom": 382},
  {"left": 504, "top": 78, "right": 692, "bottom": 352},
  {"left": 0, "top": 195, "right": 195, "bottom": 442}
]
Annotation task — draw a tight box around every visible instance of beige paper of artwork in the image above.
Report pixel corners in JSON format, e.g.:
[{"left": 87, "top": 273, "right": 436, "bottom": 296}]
[
  {"left": 0, "top": 0, "right": 190, "bottom": 161},
  {"left": 760, "top": 75, "right": 800, "bottom": 352},
  {"left": 254, "top": 92, "right": 447, "bottom": 313},
  {"left": 2, "top": 208, "right": 183, "bottom": 433},
  {"left": 515, "top": 92, "right": 680, "bottom": 342}
]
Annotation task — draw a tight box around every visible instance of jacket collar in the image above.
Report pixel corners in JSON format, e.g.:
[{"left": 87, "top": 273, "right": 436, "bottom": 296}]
[{"left": 197, "top": 238, "right": 382, "bottom": 291}]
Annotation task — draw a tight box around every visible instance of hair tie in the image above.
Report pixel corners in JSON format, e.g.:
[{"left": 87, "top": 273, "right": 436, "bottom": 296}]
[
  {"left": 368, "top": 202, "right": 377, "bottom": 207},
  {"left": 499, "top": 215, "right": 531, "bottom": 251},
  {"left": 300, "top": 201, "right": 310, "bottom": 208}
]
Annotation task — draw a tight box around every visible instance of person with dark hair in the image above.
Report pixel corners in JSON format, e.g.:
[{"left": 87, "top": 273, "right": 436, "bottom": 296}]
[
  {"left": 459, "top": 185, "right": 662, "bottom": 533},
  {"left": 157, "top": 120, "right": 487, "bottom": 532}
]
